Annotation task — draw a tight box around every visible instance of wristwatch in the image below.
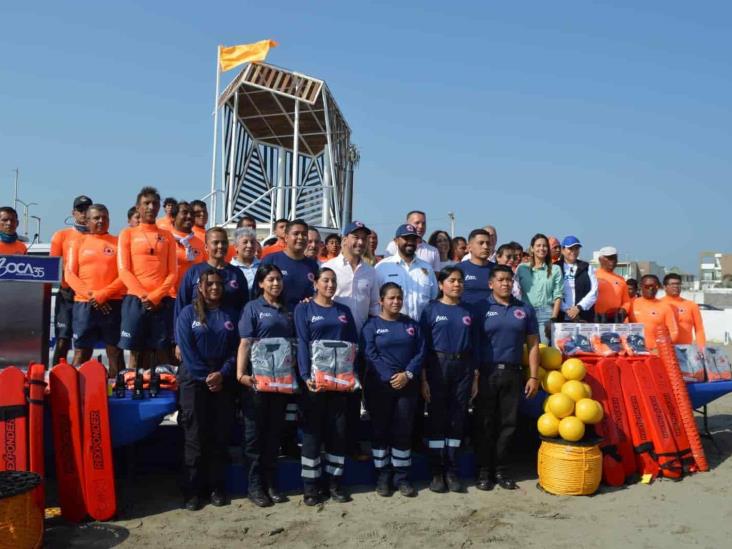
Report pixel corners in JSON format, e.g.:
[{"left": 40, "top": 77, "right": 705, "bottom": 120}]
[{"left": 405, "top": 371, "right": 414, "bottom": 380}]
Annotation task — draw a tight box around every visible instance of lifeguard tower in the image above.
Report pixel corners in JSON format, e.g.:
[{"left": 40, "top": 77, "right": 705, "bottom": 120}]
[{"left": 209, "top": 62, "right": 357, "bottom": 235}]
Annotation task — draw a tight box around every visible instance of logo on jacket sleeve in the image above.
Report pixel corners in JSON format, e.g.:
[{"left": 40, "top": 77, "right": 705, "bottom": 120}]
[
  {"left": 307, "top": 272, "right": 315, "bottom": 282},
  {"left": 406, "top": 326, "right": 415, "bottom": 336},
  {"left": 224, "top": 320, "right": 235, "bottom": 331},
  {"left": 229, "top": 279, "right": 239, "bottom": 289},
  {"left": 338, "top": 314, "right": 348, "bottom": 324},
  {"left": 462, "top": 316, "right": 472, "bottom": 326}
]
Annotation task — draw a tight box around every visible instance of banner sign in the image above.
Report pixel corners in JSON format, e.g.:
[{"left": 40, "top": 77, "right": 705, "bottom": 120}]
[{"left": 0, "top": 255, "right": 62, "bottom": 283}]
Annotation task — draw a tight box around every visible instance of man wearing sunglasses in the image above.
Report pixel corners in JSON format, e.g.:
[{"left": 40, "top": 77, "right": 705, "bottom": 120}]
[{"left": 595, "top": 246, "right": 631, "bottom": 323}]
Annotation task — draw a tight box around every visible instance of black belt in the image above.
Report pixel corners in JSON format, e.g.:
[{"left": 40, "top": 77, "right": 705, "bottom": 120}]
[
  {"left": 488, "top": 363, "right": 523, "bottom": 371},
  {"left": 433, "top": 351, "right": 471, "bottom": 361}
]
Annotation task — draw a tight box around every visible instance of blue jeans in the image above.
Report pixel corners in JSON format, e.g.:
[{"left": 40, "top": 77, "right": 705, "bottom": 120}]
[{"left": 534, "top": 305, "right": 553, "bottom": 345}]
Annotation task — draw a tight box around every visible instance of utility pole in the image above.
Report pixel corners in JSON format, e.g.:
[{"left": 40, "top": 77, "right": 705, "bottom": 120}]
[
  {"left": 12, "top": 168, "right": 19, "bottom": 209},
  {"left": 448, "top": 211, "right": 455, "bottom": 238}
]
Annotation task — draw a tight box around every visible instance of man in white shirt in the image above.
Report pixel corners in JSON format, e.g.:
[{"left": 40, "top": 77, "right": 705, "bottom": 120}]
[
  {"left": 557, "top": 235, "right": 597, "bottom": 322},
  {"left": 323, "top": 221, "right": 380, "bottom": 334},
  {"left": 376, "top": 223, "right": 438, "bottom": 320},
  {"left": 230, "top": 227, "right": 260, "bottom": 299},
  {"left": 384, "top": 210, "right": 441, "bottom": 272}
]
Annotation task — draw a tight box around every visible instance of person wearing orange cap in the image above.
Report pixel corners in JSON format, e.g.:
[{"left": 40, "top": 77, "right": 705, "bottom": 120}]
[
  {"left": 595, "top": 246, "right": 631, "bottom": 323},
  {"left": 628, "top": 274, "right": 678, "bottom": 350},
  {"left": 65, "top": 204, "right": 125, "bottom": 375},
  {"left": 662, "top": 273, "right": 706, "bottom": 347},
  {"left": 0, "top": 207, "right": 27, "bottom": 255}
]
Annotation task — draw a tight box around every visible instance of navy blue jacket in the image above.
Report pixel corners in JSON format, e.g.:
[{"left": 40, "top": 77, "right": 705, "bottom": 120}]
[
  {"left": 176, "top": 304, "right": 239, "bottom": 381},
  {"left": 361, "top": 315, "right": 426, "bottom": 382}
]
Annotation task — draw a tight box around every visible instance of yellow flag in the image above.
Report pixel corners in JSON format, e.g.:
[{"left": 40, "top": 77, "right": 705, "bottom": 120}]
[{"left": 219, "top": 40, "right": 278, "bottom": 72}]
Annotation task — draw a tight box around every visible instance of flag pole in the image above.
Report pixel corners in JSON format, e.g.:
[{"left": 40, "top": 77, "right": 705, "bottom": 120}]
[{"left": 209, "top": 46, "right": 221, "bottom": 226}]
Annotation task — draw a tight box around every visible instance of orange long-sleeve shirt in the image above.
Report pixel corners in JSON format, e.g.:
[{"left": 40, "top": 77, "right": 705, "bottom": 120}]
[
  {"left": 117, "top": 223, "right": 177, "bottom": 305},
  {"left": 0, "top": 240, "right": 27, "bottom": 255},
  {"left": 260, "top": 240, "right": 286, "bottom": 259},
  {"left": 629, "top": 297, "right": 679, "bottom": 350},
  {"left": 50, "top": 227, "right": 84, "bottom": 288},
  {"left": 170, "top": 229, "right": 207, "bottom": 297},
  {"left": 192, "top": 225, "right": 207, "bottom": 242},
  {"left": 156, "top": 215, "right": 174, "bottom": 233},
  {"left": 662, "top": 295, "right": 706, "bottom": 347},
  {"left": 65, "top": 233, "right": 126, "bottom": 303},
  {"left": 595, "top": 269, "right": 631, "bottom": 316}
]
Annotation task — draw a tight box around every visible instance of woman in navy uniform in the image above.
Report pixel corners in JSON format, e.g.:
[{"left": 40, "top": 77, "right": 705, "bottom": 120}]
[
  {"left": 420, "top": 266, "right": 478, "bottom": 494},
  {"left": 294, "top": 268, "right": 358, "bottom": 506},
  {"left": 362, "top": 282, "right": 426, "bottom": 498},
  {"left": 237, "top": 264, "right": 293, "bottom": 507},
  {"left": 176, "top": 268, "right": 239, "bottom": 511}
]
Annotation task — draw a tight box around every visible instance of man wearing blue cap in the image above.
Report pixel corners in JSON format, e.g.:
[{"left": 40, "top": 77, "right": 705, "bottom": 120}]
[
  {"left": 384, "top": 211, "right": 441, "bottom": 272},
  {"left": 557, "top": 236, "right": 597, "bottom": 323},
  {"left": 323, "top": 221, "right": 380, "bottom": 334},
  {"left": 376, "top": 224, "right": 438, "bottom": 321}
]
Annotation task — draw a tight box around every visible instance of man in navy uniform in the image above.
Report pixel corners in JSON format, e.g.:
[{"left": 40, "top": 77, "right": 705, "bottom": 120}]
[{"left": 473, "top": 265, "right": 540, "bottom": 491}]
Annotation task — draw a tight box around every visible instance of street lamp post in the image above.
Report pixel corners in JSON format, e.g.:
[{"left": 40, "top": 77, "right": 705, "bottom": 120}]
[
  {"left": 15, "top": 199, "right": 38, "bottom": 237},
  {"left": 30, "top": 215, "right": 41, "bottom": 243}
]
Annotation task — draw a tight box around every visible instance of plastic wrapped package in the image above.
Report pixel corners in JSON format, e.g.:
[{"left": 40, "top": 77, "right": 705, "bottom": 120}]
[
  {"left": 703, "top": 346, "right": 732, "bottom": 382},
  {"left": 310, "top": 339, "right": 360, "bottom": 392},
  {"left": 251, "top": 337, "right": 298, "bottom": 393},
  {"left": 674, "top": 345, "right": 706, "bottom": 383}
]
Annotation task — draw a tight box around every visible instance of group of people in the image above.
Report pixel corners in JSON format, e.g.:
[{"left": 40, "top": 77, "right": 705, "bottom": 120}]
[{"left": 0, "top": 197, "right": 707, "bottom": 511}]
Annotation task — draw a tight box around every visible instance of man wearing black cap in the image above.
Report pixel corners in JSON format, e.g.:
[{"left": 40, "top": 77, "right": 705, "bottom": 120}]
[
  {"left": 557, "top": 236, "right": 597, "bottom": 323},
  {"left": 50, "top": 195, "right": 93, "bottom": 365},
  {"left": 376, "top": 223, "right": 438, "bottom": 321}
]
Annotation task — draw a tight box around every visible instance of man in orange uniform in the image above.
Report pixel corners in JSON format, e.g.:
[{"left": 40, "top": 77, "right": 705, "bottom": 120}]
[
  {"left": 118, "top": 187, "right": 178, "bottom": 369},
  {"left": 157, "top": 197, "right": 177, "bottom": 232},
  {"left": 50, "top": 195, "right": 93, "bottom": 365},
  {"left": 65, "top": 204, "right": 126, "bottom": 374},
  {"left": 662, "top": 273, "right": 706, "bottom": 347},
  {"left": 260, "top": 218, "right": 288, "bottom": 258},
  {"left": 190, "top": 200, "right": 209, "bottom": 242},
  {"left": 595, "top": 246, "right": 631, "bottom": 322},
  {"left": 0, "top": 207, "right": 27, "bottom": 254},
  {"left": 628, "top": 274, "right": 678, "bottom": 351},
  {"left": 169, "top": 201, "right": 207, "bottom": 297}
]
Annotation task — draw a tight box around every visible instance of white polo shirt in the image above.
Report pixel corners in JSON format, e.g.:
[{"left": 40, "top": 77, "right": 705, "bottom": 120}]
[
  {"left": 375, "top": 254, "right": 438, "bottom": 320},
  {"left": 322, "top": 253, "right": 380, "bottom": 334},
  {"left": 385, "top": 240, "right": 441, "bottom": 272}
]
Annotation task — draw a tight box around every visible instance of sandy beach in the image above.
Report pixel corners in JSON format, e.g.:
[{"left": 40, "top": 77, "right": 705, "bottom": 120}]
[{"left": 42, "top": 391, "right": 732, "bottom": 549}]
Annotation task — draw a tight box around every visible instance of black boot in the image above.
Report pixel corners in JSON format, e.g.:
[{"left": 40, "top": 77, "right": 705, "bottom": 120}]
[
  {"left": 265, "top": 473, "right": 288, "bottom": 503},
  {"left": 210, "top": 489, "right": 228, "bottom": 507},
  {"left": 248, "top": 487, "right": 273, "bottom": 507},
  {"left": 475, "top": 470, "right": 495, "bottom": 491},
  {"left": 330, "top": 479, "right": 352, "bottom": 503},
  {"left": 429, "top": 471, "right": 447, "bottom": 493},
  {"left": 184, "top": 495, "right": 201, "bottom": 511},
  {"left": 376, "top": 471, "right": 392, "bottom": 497},
  {"left": 446, "top": 472, "right": 465, "bottom": 493}
]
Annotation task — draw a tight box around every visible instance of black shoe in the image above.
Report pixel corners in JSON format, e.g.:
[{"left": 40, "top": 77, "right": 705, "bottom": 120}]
[
  {"left": 248, "top": 489, "right": 274, "bottom": 507},
  {"left": 330, "top": 481, "right": 352, "bottom": 503},
  {"left": 268, "top": 487, "right": 288, "bottom": 504},
  {"left": 210, "top": 489, "right": 228, "bottom": 507},
  {"left": 446, "top": 473, "right": 465, "bottom": 493},
  {"left": 184, "top": 495, "right": 201, "bottom": 511},
  {"left": 429, "top": 473, "right": 448, "bottom": 493},
  {"left": 376, "top": 474, "right": 392, "bottom": 497},
  {"left": 495, "top": 473, "right": 518, "bottom": 490},
  {"left": 280, "top": 440, "right": 301, "bottom": 459},
  {"left": 398, "top": 482, "right": 417, "bottom": 498},
  {"left": 303, "top": 493, "right": 320, "bottom": 507},
  {"left": 476, "top": 472, "right": 495, "bottom": 491}
]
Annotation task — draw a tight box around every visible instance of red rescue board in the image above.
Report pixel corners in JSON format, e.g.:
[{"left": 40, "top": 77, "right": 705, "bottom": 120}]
[
  {"left": 50, "top": 362, "right": 87, "bottom": 522},
  {"left": 80, "top": 360, "right": 117, "bottom": 521},
  {"left": 27, "top": 363, "right": 47, "bottom": 508},
  {"left": 0, "top": 366, "right": 28, "bottom": 472}
]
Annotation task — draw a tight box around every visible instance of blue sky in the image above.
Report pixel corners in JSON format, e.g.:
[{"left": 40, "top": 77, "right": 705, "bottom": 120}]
[{"left": 1, "top": 1, "right": 730, "bottom": 272}]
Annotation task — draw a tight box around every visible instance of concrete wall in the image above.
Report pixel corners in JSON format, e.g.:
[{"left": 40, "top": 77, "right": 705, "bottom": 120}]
[{"left": 701, "top": 310, "right": 732, "bottom": 344}]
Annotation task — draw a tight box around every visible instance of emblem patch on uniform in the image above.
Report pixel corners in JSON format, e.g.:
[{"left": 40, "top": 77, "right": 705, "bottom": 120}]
[
  {"left": 229, "top": 280, "right": 239, "bottom": 289},
  {"left": 157, "top": 235, "right": 165, "bottom": 242},
  {"left": 103, "top": 247, "right": 114, "bottom": 256},
  {"left": 307, "top": 272, "right": 315, "bottom": 282},
  {"left": 679, "top": 308, "right": 686, "bottom": 314},
  {"left": 338, "top": 314, "right": 348, "bottom": 324},
  {"left": 462, "top": 316, "right": 472, "bottom": 326},
  {"left": 406, "top": 326, "right": 415, "bottom": 336},
  {"left": 224, "top": 321, "right": 235, "bottom": 331},
  {"left": 406, "top": 224, "right": 415, "bottom": 232},
  {"left": 513, "top": 309, "right": 526, "bottom": 320}
]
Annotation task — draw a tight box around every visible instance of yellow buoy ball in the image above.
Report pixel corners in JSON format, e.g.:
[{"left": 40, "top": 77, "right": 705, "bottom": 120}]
[
  {"left": 543, "top": 397, "right": 551, "bottom": 413},
  {"left": 582, "top": 382, "right": 593, "bottom": 398},
  {"left": 540, "top": 346, "right": 563, "bottom": 370},
  {"left": 537, "top": 413, "right": 560, "bottom": 437},
  {"left": 559, "top": 416, "right": 586, "bottom": 442},
  {"left": 547, "top": 393, "right": 574, "bottom": 418},
  {"left": 561, "top": 380, "right": 590, "bottom": 402},
  {"left": 575, "top": 398, "right": 604, "bottom": 425},
  {"left": 561, "top": 358, "right": 586, "bottom": 381},
  {"left": 542, "top": 371, "right": 567, "bottom": 394}
]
